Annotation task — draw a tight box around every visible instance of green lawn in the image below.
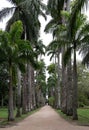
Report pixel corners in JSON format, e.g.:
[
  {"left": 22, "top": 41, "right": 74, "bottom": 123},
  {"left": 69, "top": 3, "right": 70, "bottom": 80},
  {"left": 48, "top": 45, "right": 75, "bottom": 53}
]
[
  {"left": 0, "top": 108, "right": 39, "bottom": 127},
  {"left": 78, "top": 108, "right": 89, "bottom": 125},
  {"left": 0, "top": 108, "right": 8, "bottom": 119},
  {"left": 57, "top": 108, "right": 89, "bottom": 126}
]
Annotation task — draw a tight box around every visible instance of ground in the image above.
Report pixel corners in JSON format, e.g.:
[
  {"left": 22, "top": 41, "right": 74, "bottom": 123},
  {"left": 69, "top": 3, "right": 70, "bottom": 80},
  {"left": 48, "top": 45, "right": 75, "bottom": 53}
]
[{"left": 1, "top": 105, "right": 89, "bottom": 130}]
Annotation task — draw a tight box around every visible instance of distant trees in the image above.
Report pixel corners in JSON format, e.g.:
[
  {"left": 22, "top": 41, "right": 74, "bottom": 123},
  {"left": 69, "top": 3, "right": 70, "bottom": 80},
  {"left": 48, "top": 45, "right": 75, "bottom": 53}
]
[
  {"left": 47, "top": 63, "right": 57, "bottom": 107},
  {"left": 77, "top": 63, "right": 89, "bottom": 107}
]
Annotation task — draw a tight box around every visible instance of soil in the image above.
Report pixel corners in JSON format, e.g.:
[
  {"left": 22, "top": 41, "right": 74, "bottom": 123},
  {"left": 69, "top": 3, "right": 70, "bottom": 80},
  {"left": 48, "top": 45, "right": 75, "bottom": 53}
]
[{"left": 0, "top": 105, "right": 89, "bottom": 130}]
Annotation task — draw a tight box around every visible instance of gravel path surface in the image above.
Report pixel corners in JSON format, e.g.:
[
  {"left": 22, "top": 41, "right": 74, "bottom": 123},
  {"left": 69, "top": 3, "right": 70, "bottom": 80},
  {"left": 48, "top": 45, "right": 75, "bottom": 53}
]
[{"left": 1, "top": 105, "right": 89, "bottom": 130}]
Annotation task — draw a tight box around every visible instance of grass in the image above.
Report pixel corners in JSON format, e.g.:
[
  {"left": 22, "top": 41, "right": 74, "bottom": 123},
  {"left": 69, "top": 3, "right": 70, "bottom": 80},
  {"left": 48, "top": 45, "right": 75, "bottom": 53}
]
[
  {"left": 57, "top": 108, "right": 89, "bottom": 126},
  {"left": 0, "top": 108, "right": 39, "bottom": 127},
  {"left": 0, "top": 108, "right": 8, "bottom": 119},
  {"left": 78, "top": 108, "right": 89, "bottom": 125}
]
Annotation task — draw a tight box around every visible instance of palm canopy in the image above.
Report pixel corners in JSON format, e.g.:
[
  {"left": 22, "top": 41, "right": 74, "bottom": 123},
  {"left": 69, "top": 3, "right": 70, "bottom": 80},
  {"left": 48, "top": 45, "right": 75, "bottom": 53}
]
[
  {"left": 46, "top": 22, "right": 67, "bottom": 61},
  {"left": 68, "top": 0, "right": 88, "bottom": 38},
  {"left": 45, "top": 0, "right": 65, "bottom": 33},
  {"left": 47, "top": 0, "right": 65, "bottom": 18},
  {"left": 35, "top": 39, "right": 46, "bottom": 57},
  {"left": 0, "top": 0, "right": 46, "bottom": 43},
  {"left": 46, "top": 12, "right": 89, "bottom": 65},
  {"left": 0, "top": 20, "right": 37, "bottom": 71},
  {"left": 63, "top": 13, "right": 89, "bottom": 65}
]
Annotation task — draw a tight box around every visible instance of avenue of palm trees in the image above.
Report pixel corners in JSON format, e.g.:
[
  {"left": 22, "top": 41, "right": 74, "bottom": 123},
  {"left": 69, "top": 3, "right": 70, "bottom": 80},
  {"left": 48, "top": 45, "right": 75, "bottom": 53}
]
[{"left": 0, "top": 0, "right": 89, "bottom": 122}]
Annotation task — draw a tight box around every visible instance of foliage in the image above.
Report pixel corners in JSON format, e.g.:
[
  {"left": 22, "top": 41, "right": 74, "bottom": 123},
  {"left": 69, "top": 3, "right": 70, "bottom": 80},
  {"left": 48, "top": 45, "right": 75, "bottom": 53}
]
[
  {"left": 0, "top": 63, "right": 9, "bottom": 107},
  {"left": 77, "top": 63, "right": 89, "bottom": 107},
  {"left": 48, "top": 97, "right": 55, "bottom": 106},
  {"left": 68, "top": 0, "right": 88, "bottom": 39},
  {"left": 0, "top": 0, "right": 46, "bottom": 43},
  {"left": 36, "top": 60, "right": 46, "bottom": 97},
  {"left": 47, "top": 63, "right": 58, "bottom": 107}
]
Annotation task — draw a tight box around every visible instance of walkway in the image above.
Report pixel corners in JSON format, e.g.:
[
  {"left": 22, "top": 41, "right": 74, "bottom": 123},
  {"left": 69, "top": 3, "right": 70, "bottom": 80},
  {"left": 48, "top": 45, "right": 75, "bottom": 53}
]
[{"left": 1, "top": 105, "right": 89, "bottom": 130}]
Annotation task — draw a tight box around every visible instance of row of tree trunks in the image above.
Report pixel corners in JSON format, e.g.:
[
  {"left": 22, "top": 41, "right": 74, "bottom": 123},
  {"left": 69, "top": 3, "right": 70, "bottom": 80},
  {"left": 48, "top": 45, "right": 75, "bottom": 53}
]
[
  {"left": 60, "top": 0, "right": 78, "bottom": 120},
  {"left": 22, "top": 64, "right": 36, "bottom": 113}
]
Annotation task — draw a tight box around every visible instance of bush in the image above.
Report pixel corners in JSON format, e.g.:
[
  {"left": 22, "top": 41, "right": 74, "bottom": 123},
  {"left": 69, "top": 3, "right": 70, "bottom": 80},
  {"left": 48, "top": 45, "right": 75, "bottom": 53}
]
[
  {"left": 48, "top": 97, "right": 55, "bottom": 106},
  {"left": 78, "top": 102, "right": 84, "bottom": 108}
]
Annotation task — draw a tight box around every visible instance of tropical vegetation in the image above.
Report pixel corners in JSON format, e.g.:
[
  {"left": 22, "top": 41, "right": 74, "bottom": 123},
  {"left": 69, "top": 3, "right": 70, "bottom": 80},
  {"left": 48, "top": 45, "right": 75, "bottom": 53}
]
[{"left": 0, "top": 0, "right": 89, "bottom": 124}]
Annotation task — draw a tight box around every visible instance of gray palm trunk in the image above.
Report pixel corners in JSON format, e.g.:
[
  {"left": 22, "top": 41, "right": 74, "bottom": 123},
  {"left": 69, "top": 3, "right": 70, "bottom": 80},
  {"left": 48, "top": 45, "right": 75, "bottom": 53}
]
[
  {"left": 8, "top": 62, "right": 14, "bottom": 121},
  {"left": 31, "top": 66, "right": 36, "bottom": 109},
  {"left": 61, "top": 0, "right": 73, "bottom": 115},
  {"left": 66, "top": 59, "right": 73, "bottom": 116},
  {"left": 22, "top": 73, "right": 27, "bottom": 114},
  {"left": 27, "top": 64, "right": 36, "bottom": 110},
  {"left": 66, "top": 0, "right": 73, "bottom": 116},
  {"left": 27, "top": 63, "right": 31, "bottom": 111},
  {"left": 56, "top": 49, "right": 61, "bottom": 108},
  {"left": 60, "top": 1, "right": 68, "bottom": 113},
  {"left": 16, "top": 68, "right": 21, "bottom": 117},
  {"left": 61, "top": 46, "right": 67, "bottom": 113},
  {"left": 72, "top": 44, "right": 78, "bottom": 120}
]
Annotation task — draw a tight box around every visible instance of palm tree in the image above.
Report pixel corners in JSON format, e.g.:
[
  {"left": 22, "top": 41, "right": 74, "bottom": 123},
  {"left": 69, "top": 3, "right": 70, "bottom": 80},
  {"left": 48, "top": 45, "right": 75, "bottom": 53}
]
[
  {"left": 64, "top": 13, "right": 89, "bottom": 119},
  {"left": 35, "top": 60, "right": 46, "bottom": 107},
  {"left": 45, "top": 0, "right": 72, "bottom": 110},
  {"left": 31, "top": 40, "right": 46, "bottom": 109},
  {"left": 0, "top": 0, "right": 46, "bottom": 113},
  {"left": 0, "top": 20, "right": 34, "bottom": 121},
  {"left": 68, "top": 0, "right": 88, "bottom": 39},
  {"left": 0, "top": 0, "right": 46, "bottom": 41}
]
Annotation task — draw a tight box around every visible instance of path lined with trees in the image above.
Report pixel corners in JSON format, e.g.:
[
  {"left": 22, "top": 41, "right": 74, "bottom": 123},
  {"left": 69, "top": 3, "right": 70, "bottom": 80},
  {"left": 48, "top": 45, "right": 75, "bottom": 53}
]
[
  {"left": 0, "top": 0, "right": 89, "bottom": 127},
  {"left": 0, "top": 106, "right": 89, "bottom": 130}
]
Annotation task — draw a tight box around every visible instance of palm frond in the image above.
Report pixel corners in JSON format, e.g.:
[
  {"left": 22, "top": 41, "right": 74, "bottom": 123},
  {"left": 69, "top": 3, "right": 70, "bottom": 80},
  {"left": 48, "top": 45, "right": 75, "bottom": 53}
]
[
  {"left": 9, "top": 20, "right": 23, "bottom": 42},
  {"left": 6, "top": 8, "right": 20, "bottom": 31},
  {"left": 82, "top": 52, "right": 89, "bottom": 65},
  {"left": 0, "top": 7, "right": 15, "bottom": 21},
  {"left": 39, "top": 10, "right": 47, "bottom": 20},
  {"left": 47, "top": 0, "right": 65, "bottom": 18},
  {"left": 68, "top": 0, "right": 88, "bottom": 38},
  {"left": 79, "top": 35, "right": 89, "bottom": 45},
  {"left": 77, "top": 23, "right": 89, "bottom": 41},
  {"left": 47, "top": 50, "right": 56, "bottom": 61},
  {"left": 44, "top": 19, "right": 57, "bottom": 33}
]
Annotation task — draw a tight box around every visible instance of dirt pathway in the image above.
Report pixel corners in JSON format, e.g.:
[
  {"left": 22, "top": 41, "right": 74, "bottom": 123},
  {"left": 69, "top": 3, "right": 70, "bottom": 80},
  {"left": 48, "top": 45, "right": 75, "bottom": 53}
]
[{"left": 1, "top": 105, "right": 89, "bottom": 130}]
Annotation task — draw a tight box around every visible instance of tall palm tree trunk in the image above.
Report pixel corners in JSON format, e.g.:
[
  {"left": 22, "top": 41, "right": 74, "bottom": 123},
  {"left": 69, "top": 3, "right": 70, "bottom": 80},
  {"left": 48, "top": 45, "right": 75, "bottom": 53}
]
[
  {"left": 8, "top": 61, "right": 14, "bottom": 121},
  {"left": 66, "top": 0, "right": 73, "bottom": 116},
  {"left": 56, "top": 50, "right": 61, "bottom": 108},
  {"left": 66, "top": 59, "right": 73, "bottom": 116},
  {"left": 27, "top": 63, "right": 31, "bottom": 112},
  {"left": 61, "top": 46, "right": 67, "bottom": 113},
  {"left": 16, "top": 68, "right": 21, "bottom": 117},
  {"left": 22, "top": 74, "right": 27, "bottom": 114},
  {"left": 31, "top": 67, "right": 36, "bottom": 109},
  {"left": 73, "top": 43, "right": 78, "bottom": 120}
]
